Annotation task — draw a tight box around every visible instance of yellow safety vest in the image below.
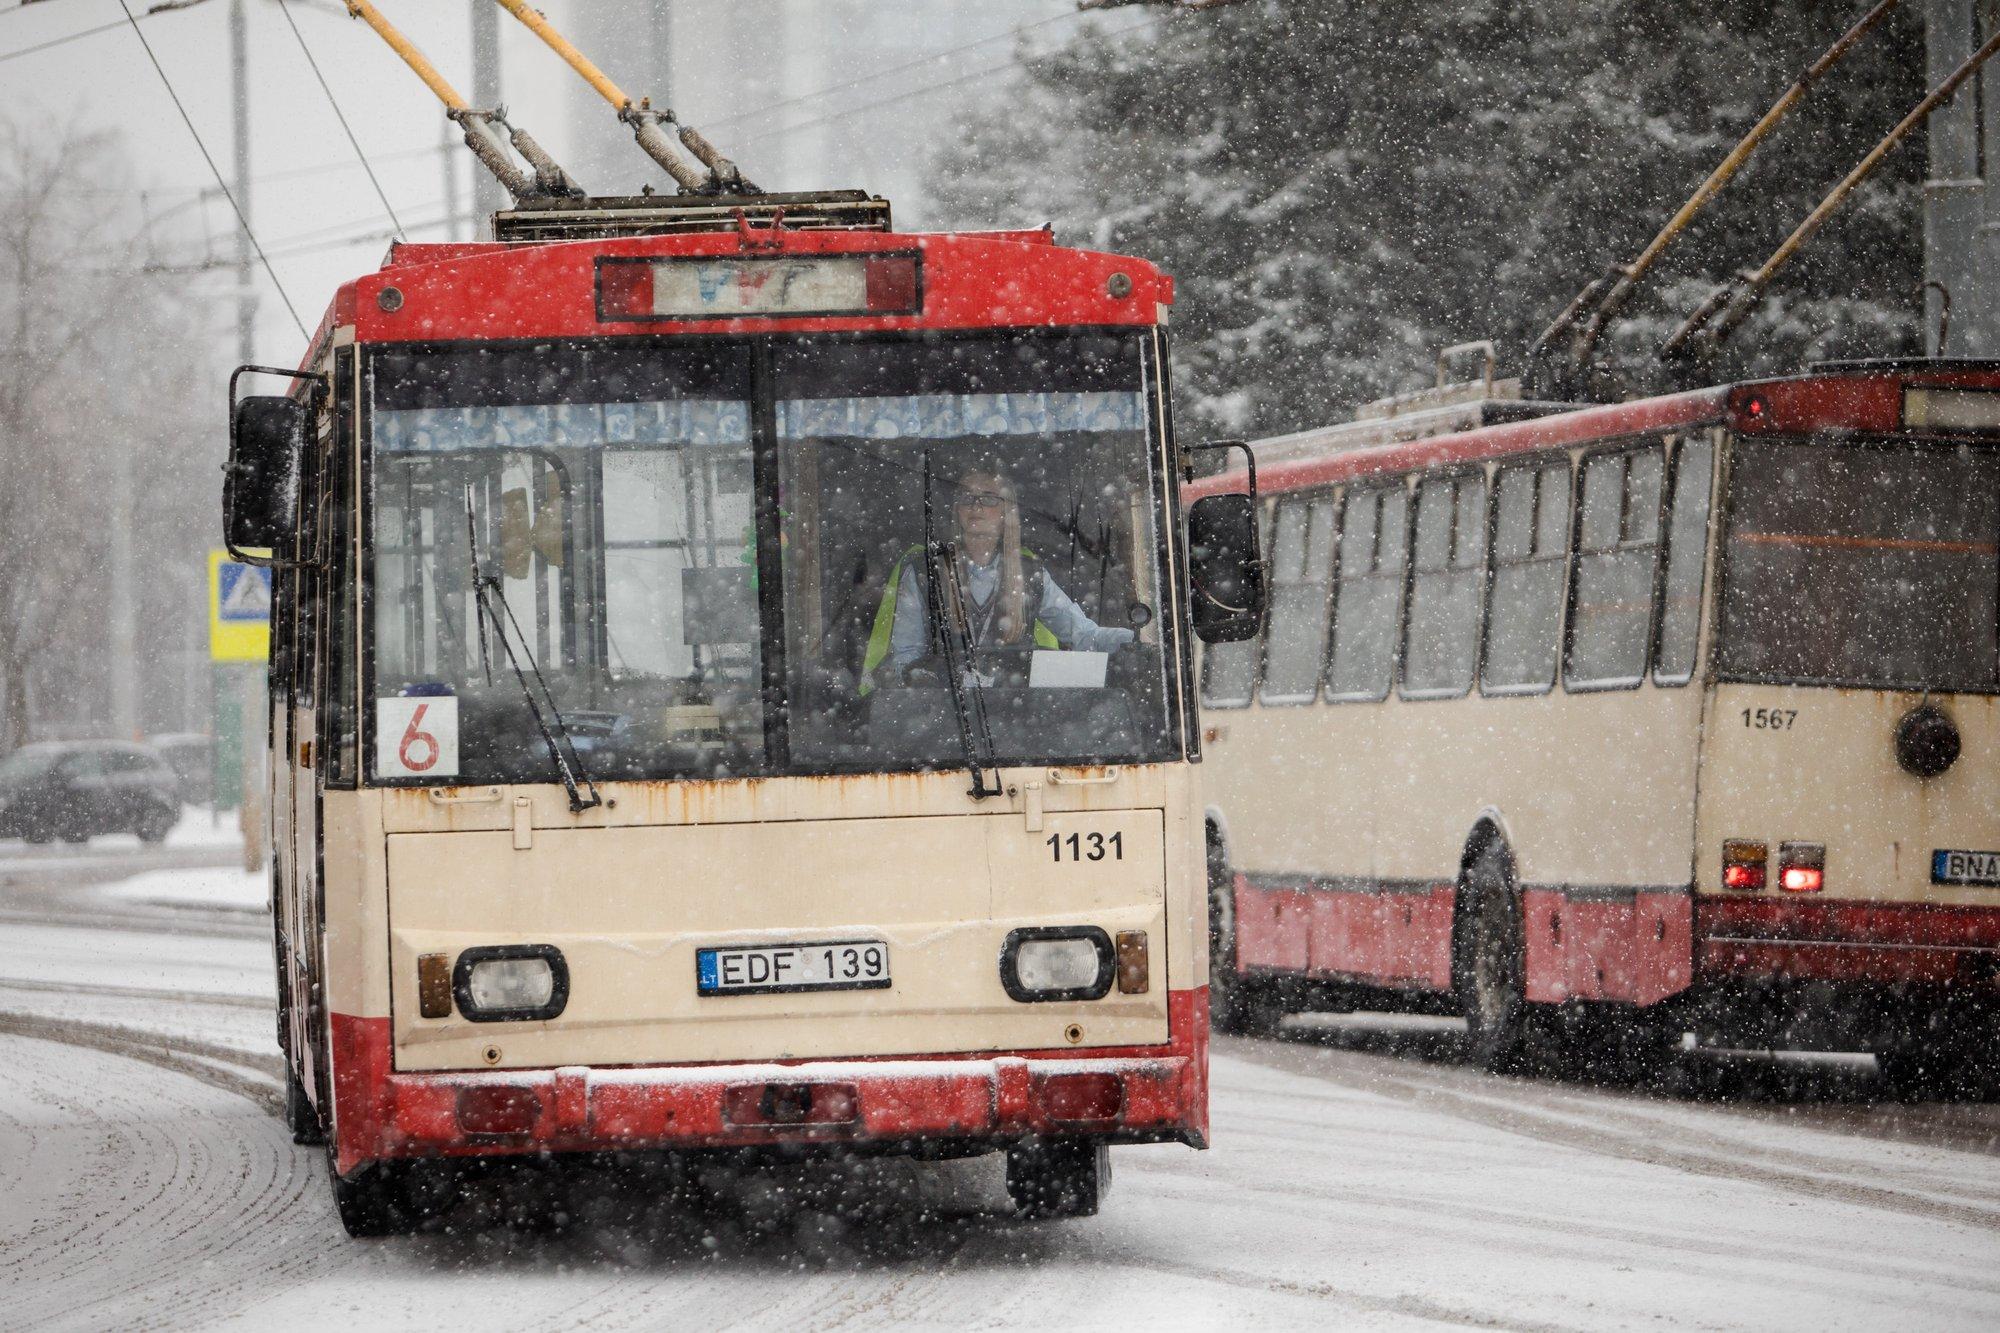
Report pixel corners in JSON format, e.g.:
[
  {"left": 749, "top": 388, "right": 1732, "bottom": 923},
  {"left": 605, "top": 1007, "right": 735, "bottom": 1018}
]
[{"left": 860, "top": 545, "right": 1060, "bottom": 695}]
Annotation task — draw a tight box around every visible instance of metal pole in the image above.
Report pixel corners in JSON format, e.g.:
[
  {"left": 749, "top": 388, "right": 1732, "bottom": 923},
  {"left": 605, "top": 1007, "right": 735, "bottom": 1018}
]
[
  {"left": 109, "top": 441, "right": 136, "bottom": 739},
  {"left": 440, "top": 113, "right": 460, "bottom": 240},
  {"left": 471, "top": 0, "right": 505, "bottom": 222},
  {"left": 232, "top": 0, "right": 255, "bottom": 365},
  {"left": 231, "top": 0, "right": 263, "bottom": 861}
]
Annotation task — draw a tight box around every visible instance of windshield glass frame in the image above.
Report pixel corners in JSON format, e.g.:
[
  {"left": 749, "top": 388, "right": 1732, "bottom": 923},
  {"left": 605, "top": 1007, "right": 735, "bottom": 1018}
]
[
  {"left": 357, "top": 329, "right": 1191, "bottom": 787},
  {"left": 1715, "top": 431, "right": 2000, "bottom": 694}
]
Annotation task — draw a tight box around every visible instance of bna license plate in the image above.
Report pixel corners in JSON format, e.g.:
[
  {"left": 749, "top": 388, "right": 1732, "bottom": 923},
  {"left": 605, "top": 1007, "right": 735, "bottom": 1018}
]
[
  {"left": 697, "top": 940, "right": 891, "bottom": 996},
  {"left": 1932, "top": 849, "right": 2000, "bottom": 885}
]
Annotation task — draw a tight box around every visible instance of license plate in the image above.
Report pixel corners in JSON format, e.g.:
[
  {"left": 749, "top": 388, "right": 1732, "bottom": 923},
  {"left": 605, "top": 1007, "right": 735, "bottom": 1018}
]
[
  {"left": 1932, "top": 849, "right": 2000, "bottom": 885},
  {"left": 696, "top": 940, "right": 891, "bottom": 997}
]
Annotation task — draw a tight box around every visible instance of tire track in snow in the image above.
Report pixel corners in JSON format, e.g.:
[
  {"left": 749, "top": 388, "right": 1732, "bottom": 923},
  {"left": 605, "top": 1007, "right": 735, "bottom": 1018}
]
[
  {"left": 0, "top": 1033, "right": 339, "bottom": 1332},
  {"left": 1223, "top": 1037, "right": 2000, "bottom": 1231},
  {"left": 0, "top": 976, "right": 271, "bottom": 1010},
  {"left": 0, "top": 1011, "right": 283, "bottom": 1106}
]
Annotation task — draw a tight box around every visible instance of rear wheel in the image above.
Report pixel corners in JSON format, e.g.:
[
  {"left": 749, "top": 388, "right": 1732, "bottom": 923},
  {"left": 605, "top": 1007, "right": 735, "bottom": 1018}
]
[
  {"left": 1878, "top": 1044, "right": 1999, "bottom": 1101},
  {"left": 136, "top": 806, "right": 175, "bottom": 845},
  {"left": 1457, "top": 841, "right": 1529, "bottom": 1074},
  {"left": 1004, "top": 1138, "right": 1111, "bottom": 1219}
]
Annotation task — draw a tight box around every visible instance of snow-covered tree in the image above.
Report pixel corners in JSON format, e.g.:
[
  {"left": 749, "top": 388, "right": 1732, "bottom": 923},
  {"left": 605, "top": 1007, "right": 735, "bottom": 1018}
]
[{"left": 934, "top": 1, "right": 1925, "bottom": 436}]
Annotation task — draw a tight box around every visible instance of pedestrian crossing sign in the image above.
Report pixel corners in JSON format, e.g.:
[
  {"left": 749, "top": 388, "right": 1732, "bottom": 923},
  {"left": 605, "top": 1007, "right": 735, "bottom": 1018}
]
[{"left": 209, "top": 549, "right": 271, "bottom": 662}]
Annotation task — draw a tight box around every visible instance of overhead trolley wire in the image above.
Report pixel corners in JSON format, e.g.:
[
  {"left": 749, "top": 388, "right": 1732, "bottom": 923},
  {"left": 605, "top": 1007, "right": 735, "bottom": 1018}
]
[
  {"left": 0, "top": 15, "right": 124, "bottom": 63},
  {"left": 274, "top": 0, "right": 404, "bottom": 240},
  {"left": 695, "top": 5, "right": 1091, "bottom": 136},
  {"left": 115, "top": 0, "right": 309, "bottom": 341},
  {"left": 733, "top": 11, "right": 1171, "bottom": 152}
]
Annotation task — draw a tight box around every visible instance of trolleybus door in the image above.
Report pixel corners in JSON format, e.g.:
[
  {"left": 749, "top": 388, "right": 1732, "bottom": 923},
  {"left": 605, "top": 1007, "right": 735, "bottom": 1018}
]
[{"left": 281, "top": 396, "right": 333, "bottom": 1074}]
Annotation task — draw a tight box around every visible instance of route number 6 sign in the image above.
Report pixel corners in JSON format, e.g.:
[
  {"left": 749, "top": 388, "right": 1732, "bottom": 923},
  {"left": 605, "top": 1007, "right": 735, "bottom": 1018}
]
[{"left": 375, "top": 696, "right": 459, "bottom": 780}]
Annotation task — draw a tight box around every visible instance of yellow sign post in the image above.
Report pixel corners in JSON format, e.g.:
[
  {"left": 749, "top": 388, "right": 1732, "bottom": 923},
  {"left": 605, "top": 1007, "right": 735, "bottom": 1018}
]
[{"left": 208, "top": 549, "right": 272, "bottom": 663}]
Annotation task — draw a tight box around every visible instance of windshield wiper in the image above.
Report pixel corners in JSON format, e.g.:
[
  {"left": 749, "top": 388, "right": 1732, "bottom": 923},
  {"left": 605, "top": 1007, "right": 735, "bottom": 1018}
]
[
  {"left": 921, "top": 451, "right": 1002, "bottom": 800},
  {"left": 465, "top": 488, "right": 602, "bottom": 813}
]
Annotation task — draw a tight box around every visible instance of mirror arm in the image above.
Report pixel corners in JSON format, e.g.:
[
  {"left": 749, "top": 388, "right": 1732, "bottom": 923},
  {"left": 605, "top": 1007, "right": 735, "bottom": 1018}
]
[
  {"left": 227, "top": 364, "right": 329, "bottom": 569},
  {"left": 1181, "top": 437, "right": 1257, "bottom": 499}
]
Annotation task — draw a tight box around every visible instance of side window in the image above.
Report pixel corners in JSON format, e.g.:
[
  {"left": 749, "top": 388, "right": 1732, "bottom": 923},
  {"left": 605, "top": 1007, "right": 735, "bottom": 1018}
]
[
  {"left": 1259, "top": 493, "right": 1338, "bottom": 704},
  {"left": 1401, "top": 472, "right": 1487, "bottom": 698},
  {"left": 1481, "top": 459, "right": 1572, "bottom": 694},
  {"left": 1198, "top": 502, "right": 1271, "bottom": 709},
  {"left": 104, "top": 750, "right": 153, "bottom": 776},
  {"left": 1566, "top": 443, "right": 1665, "bottom": 689},
  {"left": 1325, "top": 484, "right": 1409, "bottom": 701},
  {"left": 1653, "top": 436, "right": 1716, "bottom": 685},
  {"left": 57, "top": 750, "right": 104, "bottom": 783}
]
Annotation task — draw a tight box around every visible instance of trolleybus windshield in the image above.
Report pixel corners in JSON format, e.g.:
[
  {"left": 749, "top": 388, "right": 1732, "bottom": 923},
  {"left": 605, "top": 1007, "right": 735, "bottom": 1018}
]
[
  {"left": 365, "top": 331, "right": 1177, "bottom": 786},
  {"left": 1719, "top": 437, "right": 2000, "bottom": 691}
]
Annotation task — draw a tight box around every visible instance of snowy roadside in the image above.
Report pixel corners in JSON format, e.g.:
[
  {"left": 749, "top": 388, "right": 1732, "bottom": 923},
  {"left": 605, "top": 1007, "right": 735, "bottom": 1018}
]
[
  {"left": 89, "top": 807, "right": 267, "bottom": 914},
  {"left": 102, "top": 862, "right": 268, "bottom": 914}
]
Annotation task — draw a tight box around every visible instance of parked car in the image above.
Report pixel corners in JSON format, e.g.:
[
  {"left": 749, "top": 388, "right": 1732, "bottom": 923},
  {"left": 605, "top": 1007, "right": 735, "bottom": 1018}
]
[
  {"left": 0, "top": 741, "right": 182, "bottom": 844},
  {"left": 147, "top": 732, "right": 213, "bottom": 807}
]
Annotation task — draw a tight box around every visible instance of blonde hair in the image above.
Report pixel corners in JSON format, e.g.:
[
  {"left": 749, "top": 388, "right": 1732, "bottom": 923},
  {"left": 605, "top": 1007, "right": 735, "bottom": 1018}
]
[{"left": 958, "top": 468, "right": 1027, "bottom": 644}]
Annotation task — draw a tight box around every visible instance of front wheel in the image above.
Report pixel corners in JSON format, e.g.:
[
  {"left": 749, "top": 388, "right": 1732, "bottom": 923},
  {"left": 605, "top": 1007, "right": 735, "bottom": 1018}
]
[
  {"left": 1005, "top": 1138, "right": 1111, "bottom": 1219},
  {"left": 285, "top": 1069, "right": 325, "bottom": 1146},
  {"left": 1457, "top": 842, "right": 1529, "bottom": 1074},
  {"left": 331, "top": 1162, "right": 418, "bottom": 1238}
]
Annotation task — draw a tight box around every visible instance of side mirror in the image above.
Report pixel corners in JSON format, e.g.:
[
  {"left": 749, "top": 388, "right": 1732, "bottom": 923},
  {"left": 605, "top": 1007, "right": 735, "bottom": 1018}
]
[
  {"left": 225, "top": 365, "right": 324, "bottom": 564},
  {"left": 226, "top": 395, "right": 308, "bottom": 556},
  {"left": 1187, "top": 492, "right": 1266, "bottom": 643}
]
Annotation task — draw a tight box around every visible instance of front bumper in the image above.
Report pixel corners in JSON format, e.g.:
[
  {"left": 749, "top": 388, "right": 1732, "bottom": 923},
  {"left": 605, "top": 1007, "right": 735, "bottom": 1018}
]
[{"left": 331, "top": 989, "right": 1208, "bottom": 1176}]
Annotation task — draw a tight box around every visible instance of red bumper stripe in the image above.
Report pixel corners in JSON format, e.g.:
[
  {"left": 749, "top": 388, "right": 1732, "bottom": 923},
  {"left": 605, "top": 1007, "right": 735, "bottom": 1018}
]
[
  {"left": 1697, "top": 898, "right": 2000, "bottom": 984},
  {"left": 331, "top": 989, "right": 1208, "bottom": 1176}
]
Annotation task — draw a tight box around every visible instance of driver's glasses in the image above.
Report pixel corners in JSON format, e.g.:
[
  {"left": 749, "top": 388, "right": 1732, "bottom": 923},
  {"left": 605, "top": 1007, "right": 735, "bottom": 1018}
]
[{"left": 954, "top": 490, "right": 1006, "bottom": 513}]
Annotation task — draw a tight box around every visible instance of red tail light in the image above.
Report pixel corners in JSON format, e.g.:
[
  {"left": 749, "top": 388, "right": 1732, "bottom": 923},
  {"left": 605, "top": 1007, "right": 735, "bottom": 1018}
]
[
  {"left": 1778, "top": 842, "right": 1826, "bottom": 893},
  {"left": 1722, "top": 840, "right": 1767, "bottom": 891}
]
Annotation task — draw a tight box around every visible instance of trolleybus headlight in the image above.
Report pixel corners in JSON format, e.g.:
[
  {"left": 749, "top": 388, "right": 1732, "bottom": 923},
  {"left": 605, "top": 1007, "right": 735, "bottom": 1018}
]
[
  {"left": 452, "top": 944, "right": 570, "bottom": 1022},
  {"left": 1000, "top": 927, "right": 1115, "bottom": 1002}
]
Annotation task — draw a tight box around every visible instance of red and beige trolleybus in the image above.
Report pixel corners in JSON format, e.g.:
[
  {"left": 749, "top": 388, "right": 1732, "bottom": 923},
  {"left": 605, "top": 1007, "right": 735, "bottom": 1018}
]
[
  {"left": 225, "top": 191, "right": 1260, "bottom": 1235},
  {"left": 1195, "top": 361, "right": 2000, "bottom": 1088}
]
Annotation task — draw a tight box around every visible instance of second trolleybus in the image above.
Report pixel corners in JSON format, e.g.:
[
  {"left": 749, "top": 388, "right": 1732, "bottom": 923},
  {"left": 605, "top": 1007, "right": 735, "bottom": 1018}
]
[{"left": 1194, "top": 361, "right": 2000, "bottom": 1090}]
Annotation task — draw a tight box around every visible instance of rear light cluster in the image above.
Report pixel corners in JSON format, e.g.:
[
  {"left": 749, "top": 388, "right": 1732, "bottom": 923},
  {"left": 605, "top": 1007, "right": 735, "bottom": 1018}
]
[
  {"left": 1722, "top": 840, "right": 1825, "bottom": 893},
  {"left": 1778, "top": 842, "right": 1825, "bottom": 893}
]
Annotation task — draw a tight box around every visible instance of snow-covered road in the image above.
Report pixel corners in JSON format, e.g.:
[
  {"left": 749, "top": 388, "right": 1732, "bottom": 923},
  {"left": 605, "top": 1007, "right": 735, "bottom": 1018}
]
[{"left": 2, "top": 872, "right": 1997, "bottom": 1331}]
